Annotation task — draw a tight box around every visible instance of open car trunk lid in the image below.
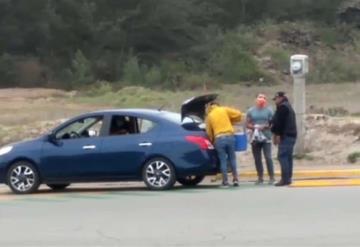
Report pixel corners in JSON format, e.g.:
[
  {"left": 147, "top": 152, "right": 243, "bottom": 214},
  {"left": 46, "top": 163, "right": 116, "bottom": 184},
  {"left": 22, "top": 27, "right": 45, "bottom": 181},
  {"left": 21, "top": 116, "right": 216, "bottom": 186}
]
[{"left": 181, "top": 94, "right": 218, "bottom": 121}]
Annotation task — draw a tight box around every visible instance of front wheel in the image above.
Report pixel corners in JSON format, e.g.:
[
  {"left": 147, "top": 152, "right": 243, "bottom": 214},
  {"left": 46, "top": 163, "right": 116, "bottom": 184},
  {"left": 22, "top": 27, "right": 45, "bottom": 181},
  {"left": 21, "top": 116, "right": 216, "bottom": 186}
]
[
  {"left": 47, "top": 184, "right": 70, "bottom": 191},
  {"left": 142, "top": 158, "right": 176, "bottom": 190},
  {"left": 177, "top": 176, "right": 205, "bottom": 186},
  {"left": 6, "top": 161, "right": 41, "bottom": 194}
]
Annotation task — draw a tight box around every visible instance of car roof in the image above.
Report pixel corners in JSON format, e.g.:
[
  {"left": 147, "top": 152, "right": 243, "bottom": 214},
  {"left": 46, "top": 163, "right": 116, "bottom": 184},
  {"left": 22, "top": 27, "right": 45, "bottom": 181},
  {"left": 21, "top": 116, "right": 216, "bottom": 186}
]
[
  {"left": 51, "top": 108, "right": 181, "bottom": 133},
  {"left": 90, "top": 108, "right": 175, "bottom": 116},
  {"left": 82, "top": 109, "right": 182, "bottom": 122}
]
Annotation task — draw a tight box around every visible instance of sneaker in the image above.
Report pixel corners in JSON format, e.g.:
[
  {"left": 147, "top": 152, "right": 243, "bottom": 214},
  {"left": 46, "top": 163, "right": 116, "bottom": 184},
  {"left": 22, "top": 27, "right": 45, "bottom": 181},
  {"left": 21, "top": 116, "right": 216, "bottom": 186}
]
[
  {"left": 220, "top": 182, "right": 229, "bottom": 188},
  {"left": 254, "top": 178, "right": 264, "bottom": 185},
  {"left": 268, "top": 178, "right": 275, "bottom": 185},
  {"left": 233, "top": 181, "right": 239, "bottom": 187},
  {"left": 275, "top": 180, "right": 291, "bottom": 186},
  {"left": 275, "top": 181, "right": 287, "bottom": 186}
]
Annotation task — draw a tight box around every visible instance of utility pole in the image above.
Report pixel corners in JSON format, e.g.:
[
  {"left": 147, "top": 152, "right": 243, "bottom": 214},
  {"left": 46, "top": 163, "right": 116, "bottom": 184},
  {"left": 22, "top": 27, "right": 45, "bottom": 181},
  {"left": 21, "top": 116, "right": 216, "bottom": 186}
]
[{"left": 290, "top": 55, "right": 309, "bottom": 155}]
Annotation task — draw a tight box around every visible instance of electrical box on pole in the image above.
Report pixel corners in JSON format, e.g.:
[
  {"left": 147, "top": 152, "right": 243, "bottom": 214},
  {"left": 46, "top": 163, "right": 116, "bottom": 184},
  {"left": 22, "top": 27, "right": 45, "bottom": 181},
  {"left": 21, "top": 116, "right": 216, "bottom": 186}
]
[{"left": 290, "top": 54, "right": 308, "bottom": 155}]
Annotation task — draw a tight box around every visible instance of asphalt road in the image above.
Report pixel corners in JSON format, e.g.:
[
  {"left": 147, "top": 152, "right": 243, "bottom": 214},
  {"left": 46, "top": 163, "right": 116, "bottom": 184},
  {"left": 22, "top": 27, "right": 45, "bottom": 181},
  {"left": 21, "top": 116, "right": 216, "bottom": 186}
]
[{"left": 0, "top": 182, "right": 360, "bottom": 247}]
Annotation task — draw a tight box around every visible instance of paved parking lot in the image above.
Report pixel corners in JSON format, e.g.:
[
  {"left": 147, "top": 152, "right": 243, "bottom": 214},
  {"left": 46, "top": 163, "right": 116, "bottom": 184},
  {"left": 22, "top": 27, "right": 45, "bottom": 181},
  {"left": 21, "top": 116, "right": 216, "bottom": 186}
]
[{"left": 1, "top": 181, "right": 360, "bottom": 246}]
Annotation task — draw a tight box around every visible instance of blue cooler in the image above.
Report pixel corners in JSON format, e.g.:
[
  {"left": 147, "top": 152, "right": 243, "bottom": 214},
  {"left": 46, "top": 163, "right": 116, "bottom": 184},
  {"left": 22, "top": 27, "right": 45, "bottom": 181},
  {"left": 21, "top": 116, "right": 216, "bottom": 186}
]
[{"left": 235, "top": 132, "right": 247, "bottom": 152}]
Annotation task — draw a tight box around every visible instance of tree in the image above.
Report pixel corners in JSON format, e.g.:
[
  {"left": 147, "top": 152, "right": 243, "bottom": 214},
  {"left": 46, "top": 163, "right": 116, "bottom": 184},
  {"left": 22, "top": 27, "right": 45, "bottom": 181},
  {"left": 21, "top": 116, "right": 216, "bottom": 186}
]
[
  {"left": 0, "top": 53, "right": 17, "bottom": 87},
  {"left": 71, "top": 50, "right": 94, "bottom": 87}
]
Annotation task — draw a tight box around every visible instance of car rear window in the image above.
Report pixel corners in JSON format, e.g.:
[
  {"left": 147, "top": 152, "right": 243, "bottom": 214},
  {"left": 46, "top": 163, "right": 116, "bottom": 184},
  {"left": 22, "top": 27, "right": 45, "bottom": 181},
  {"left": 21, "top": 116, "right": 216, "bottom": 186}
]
[
  {"left": 161, "top": 112, "right": 205, "bottom": 131},
  {"left": 161, "top": 112, "right": 200, "bottom": 124}
]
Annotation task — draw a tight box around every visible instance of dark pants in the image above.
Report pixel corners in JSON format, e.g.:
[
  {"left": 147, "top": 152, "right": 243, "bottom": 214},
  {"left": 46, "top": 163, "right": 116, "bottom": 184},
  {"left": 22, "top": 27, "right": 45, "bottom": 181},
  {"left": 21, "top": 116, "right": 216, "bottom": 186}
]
[
  {"left": 251, "top": 142, "right": 274, "bottom": 179},
  {"left": 277, "top": 136, "right": 296, "bottom": 184},
  {"left": 214, "top": 135, "right": 238, "bottom": 184}
]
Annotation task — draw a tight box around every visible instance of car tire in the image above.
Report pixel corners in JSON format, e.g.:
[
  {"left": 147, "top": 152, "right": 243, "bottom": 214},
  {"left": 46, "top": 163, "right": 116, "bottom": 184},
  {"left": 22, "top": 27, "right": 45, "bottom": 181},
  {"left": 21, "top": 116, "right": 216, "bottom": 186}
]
[
  {"left": 6, "top": 161, "right": 41, "bottom": 194},
  {"left": 177, "top": 175, "right": 205, "bottom": 186},
  {"left": 47, "top": 184, "right": 70, "bottom": 191},
  {"left": 142, "top": 157, "right": 176, "bottom": 190}
]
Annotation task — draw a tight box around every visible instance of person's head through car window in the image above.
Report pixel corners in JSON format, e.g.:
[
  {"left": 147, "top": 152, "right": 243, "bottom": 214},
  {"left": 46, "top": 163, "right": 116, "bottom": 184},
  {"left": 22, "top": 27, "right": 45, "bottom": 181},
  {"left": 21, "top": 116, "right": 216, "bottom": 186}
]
[{"left": 111, "top": 116, "right": 129, "bottom": 135}]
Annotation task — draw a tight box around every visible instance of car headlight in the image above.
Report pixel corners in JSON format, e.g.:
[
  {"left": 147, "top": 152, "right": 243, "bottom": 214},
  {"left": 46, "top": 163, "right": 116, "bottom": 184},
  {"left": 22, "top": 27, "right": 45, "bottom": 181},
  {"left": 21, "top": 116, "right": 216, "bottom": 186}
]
[{"left": 0, "top": 146, "right": 13, "bottom": 156}]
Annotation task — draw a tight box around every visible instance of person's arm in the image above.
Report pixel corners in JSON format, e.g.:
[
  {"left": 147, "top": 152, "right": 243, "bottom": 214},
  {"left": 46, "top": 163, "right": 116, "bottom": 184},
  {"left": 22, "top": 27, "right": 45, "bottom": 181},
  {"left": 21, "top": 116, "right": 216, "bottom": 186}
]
[
  {"left": 273, "top": 135, "right": 281, "bottom": 146},
  {"left": 271, "top": 105, "right": 288, "bottom": 136},
  {"left": 262, "top": 108, "right": 274, "bottom": 130},
  {"left": 225, "top": 107, "right": 243, "bottom": 123},
  {"left": 246, "top": 110, "right": 255, "bottom": 130},
  {"left": 205, "top": 117, "right": 214, "bottom": 143}
]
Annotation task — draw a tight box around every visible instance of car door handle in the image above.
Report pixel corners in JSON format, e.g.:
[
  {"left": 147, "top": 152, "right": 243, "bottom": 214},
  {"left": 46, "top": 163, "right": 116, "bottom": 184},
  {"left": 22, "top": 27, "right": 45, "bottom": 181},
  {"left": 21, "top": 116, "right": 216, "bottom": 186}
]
[
  {"left": 139, "top": 142, "right": 152, "bottom": 147},
  {"left": 83, "top": 145, "right": 96, "bottom": 150}
]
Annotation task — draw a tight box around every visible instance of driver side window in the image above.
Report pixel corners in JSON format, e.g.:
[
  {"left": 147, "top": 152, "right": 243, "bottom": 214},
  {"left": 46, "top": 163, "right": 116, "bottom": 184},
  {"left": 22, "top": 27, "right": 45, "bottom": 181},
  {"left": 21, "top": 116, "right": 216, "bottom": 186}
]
[{"left": 56, "top": 116, "right": 104, "bottom": 140}]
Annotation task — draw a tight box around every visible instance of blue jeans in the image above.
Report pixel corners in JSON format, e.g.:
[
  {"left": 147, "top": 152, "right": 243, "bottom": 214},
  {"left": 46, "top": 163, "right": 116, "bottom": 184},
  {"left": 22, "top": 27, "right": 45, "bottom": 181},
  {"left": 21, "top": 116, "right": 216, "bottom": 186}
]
[
  {"left": 277, "top": 136, "right": 296, "bottom": 184},
  {"left": 251, "top": 142, "right": 274, "bottom": 179},
  {"left": 214, "top": 135, "right": 238, "bottom": 184}
]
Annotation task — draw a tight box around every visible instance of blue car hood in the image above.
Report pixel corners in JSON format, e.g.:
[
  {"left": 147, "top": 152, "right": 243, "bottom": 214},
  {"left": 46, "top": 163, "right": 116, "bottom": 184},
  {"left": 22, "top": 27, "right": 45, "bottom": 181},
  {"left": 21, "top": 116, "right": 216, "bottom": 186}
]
[{"left": 5, "top": 136, "right": 44, "bottom": 150}]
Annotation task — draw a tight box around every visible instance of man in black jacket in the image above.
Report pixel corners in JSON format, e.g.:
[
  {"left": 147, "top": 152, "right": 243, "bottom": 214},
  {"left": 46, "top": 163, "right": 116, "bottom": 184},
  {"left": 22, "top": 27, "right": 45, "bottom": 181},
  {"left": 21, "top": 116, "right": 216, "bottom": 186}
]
[{"left": 271, "top": 92, "right": 297, "bottom": 186}]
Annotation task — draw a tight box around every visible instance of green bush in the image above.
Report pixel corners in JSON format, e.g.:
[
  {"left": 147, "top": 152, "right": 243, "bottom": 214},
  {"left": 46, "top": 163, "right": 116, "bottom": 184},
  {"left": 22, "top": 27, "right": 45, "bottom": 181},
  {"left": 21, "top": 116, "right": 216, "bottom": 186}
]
[
  {"left": 85, "top": 81, "right": 114, "bottom": 96},
  {"left": 211, "top": 49, "right": 264, "bottom": 83},
  {"left": 318, "top": 27, "right": 339, "bottom": 46},
  {"left": 159, "top": 60, "right": 188, "bottom": 89},
  {"left": 208, "top": 30, "right": 264, "bottom": 83},
  {"left": 122, "top": 55, "right": 145, "bottom": 84},
  {"left": 347, "top": 152, "right": 360, "bottom": 164},
  {"left": 265, "top": 48, "right": 290, "bottom": 71},
  {"left": 309, "top": 53, "right": 360, "bottom": 83},
  {"left": 0, "top": 53, "right": 17, "bottom": 87},
  {"left": 181, "top": 73, "right": 218, "bottom": 90},
  {"left": 144, "top": 66, "right": 162, "bottom": 86},
  {"left": 71, "top": 50, "right": 94, "bottom": 88}
]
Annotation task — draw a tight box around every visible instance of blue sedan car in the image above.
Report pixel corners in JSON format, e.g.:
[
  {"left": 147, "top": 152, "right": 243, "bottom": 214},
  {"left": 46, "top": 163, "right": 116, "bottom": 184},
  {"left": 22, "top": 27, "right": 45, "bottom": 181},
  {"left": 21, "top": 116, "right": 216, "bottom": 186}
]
[{"left": 0, "top": 95, "right": 219, "bottom": 194}]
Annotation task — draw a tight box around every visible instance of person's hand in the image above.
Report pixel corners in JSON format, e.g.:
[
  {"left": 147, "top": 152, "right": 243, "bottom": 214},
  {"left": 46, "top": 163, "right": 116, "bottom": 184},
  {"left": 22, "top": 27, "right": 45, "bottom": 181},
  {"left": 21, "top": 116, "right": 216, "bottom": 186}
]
[
  {"left": 255, "top": 124, "right": 266, "bottom": 131},
  {"left": 273, "top": 135, "right": 281, "bottom": 146}
]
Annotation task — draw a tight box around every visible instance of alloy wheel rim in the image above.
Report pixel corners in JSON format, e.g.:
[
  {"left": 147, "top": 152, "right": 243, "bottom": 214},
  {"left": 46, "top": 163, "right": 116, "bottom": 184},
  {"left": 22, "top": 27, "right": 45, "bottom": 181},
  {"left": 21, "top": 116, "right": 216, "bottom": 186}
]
[
  {"left": 146, "top": 161, "right": 171, "bottom": 188},
  {"left": 10, "top": 165, "right": 35, "bottom": 192}
]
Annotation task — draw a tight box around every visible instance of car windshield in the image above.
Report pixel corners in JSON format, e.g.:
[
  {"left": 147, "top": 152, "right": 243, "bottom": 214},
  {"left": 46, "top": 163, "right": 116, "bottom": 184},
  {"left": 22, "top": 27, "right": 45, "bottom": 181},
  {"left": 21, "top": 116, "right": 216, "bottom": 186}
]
[{"left": 55, "top": 117, "right": 102, "bottom": 139}]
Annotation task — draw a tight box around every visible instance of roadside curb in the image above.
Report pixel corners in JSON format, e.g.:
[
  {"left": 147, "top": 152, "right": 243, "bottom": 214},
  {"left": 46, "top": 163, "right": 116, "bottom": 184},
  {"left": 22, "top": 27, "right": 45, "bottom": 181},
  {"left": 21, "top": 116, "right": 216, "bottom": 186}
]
[
  {"left": 291, "top": 179, "right": 360, "bottom": 187},
  {"left": 239, "top": 169, "right": 360, "bottom": 180}
]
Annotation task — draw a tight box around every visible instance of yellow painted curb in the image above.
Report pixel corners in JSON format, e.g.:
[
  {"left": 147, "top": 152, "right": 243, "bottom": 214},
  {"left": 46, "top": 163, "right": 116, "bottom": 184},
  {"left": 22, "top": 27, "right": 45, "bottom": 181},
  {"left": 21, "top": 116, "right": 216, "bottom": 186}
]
[
  {"left": 240, "top": 169, "right": 360, "bottom": 179},
  {"left": 291, "top": 179, "right": 360, "bottom": 187}
]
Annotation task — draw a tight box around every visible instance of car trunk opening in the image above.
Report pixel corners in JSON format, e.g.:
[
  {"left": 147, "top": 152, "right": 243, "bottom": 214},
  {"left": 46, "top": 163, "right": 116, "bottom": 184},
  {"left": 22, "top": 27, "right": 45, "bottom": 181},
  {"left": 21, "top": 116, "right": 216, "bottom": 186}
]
[{"left": 181, "top": 94, "right": 218, "bottom": 121}]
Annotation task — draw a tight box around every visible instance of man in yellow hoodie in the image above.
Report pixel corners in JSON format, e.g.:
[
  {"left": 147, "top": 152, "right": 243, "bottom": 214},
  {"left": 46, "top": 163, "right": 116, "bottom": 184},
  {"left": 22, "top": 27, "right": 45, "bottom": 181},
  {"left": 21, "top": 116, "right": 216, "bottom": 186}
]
[{"left": 206, "top": 102, "right": 244, "bottom": 187}]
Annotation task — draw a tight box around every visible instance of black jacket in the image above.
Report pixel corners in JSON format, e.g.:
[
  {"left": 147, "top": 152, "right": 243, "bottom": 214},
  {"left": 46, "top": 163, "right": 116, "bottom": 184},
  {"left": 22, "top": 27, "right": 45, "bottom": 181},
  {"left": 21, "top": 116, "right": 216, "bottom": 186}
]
[{"left": 271, "top": 98, "right": 297, "bottom": 138}]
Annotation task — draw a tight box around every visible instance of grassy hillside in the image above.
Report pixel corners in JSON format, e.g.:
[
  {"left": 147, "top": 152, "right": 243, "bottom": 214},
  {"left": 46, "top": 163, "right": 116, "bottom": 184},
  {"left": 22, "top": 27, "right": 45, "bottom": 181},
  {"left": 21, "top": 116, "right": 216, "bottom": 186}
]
[
  {"left": 74, "top": 82, "right": 360, "bottom": 115},
  {"left": 0, "top": 84, "right": 358, "bottom": 166},
  {"left": 0, "top": 82, "right": 358, "bottom": 131}
]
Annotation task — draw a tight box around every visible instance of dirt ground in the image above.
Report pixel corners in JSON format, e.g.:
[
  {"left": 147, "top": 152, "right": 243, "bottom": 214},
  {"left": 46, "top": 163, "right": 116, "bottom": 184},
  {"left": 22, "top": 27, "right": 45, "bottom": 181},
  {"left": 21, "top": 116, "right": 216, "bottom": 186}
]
[
  {"left": 238, "top": 114, "right": 360, "bottom": 170},
  {"left": 0, "top": 86, "right": 358, "bottom": 168}
]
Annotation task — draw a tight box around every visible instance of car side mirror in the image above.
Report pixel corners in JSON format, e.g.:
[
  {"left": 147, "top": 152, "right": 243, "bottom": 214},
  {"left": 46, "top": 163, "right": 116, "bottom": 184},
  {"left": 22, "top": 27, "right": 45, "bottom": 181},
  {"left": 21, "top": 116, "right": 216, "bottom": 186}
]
[
  {"left": 47, "top": 133, "right": 62, "bottom": 146},
  {"left": 47, "top": 133, "right": 55, "bottom": 141}
]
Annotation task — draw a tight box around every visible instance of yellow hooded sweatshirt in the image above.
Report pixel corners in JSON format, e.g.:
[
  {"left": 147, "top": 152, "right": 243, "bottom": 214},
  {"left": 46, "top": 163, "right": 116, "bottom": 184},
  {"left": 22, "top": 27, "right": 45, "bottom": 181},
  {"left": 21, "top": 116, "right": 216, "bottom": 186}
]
[{"left": 205, "top": 105, "right": 243, "bottom": 143}]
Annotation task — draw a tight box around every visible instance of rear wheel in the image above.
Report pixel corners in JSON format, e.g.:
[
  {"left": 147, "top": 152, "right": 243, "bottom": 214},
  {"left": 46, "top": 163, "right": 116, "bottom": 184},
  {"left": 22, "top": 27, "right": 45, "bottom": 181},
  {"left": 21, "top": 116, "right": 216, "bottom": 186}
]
[
  {"left": 177, "top": 175, "right": 205, "bottom": 186},
  {"left": 47, "top": 184, "right": 70, "bottom": 191},
  {"left": 6, "top": 161, "right": 40, "bottom": 194},
  {"left": 142, "top": 157, "right": 176, "bottom": 190}
]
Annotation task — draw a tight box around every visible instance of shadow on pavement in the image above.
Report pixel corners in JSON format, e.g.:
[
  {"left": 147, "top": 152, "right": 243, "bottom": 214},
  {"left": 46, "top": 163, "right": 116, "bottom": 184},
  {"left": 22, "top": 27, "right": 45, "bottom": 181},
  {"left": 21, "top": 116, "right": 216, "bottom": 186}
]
[{"left": 0, "top": 183, "right": 224, "bottom": 197}]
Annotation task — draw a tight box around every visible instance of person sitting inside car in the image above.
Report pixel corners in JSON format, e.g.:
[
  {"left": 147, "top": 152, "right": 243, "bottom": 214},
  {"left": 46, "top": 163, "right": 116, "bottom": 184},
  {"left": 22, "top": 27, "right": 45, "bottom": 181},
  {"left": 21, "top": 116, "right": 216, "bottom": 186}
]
[{"left": 110, "top": 116, "right": 130, "bottom": 135}]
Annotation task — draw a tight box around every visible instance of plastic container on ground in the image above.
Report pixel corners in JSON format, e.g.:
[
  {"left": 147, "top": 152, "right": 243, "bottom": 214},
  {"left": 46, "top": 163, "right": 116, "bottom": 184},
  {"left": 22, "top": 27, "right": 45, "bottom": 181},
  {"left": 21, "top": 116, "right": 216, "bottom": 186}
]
[{"left": 234, "top": 124, "right": 248, "bottom": 152}]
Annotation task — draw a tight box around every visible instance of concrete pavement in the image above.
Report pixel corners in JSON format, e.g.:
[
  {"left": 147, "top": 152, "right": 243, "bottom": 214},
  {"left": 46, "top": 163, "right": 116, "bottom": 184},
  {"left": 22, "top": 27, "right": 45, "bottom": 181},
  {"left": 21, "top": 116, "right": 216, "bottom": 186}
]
[{"left": 1, "top": 183, "right": 360, "bottom": 246}]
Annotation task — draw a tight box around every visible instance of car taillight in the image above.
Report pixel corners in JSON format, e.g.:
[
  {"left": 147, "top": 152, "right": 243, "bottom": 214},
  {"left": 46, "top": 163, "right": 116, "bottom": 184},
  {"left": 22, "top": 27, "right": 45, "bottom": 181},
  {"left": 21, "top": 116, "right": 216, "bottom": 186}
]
[{"left": 185, "top": 136, "right": 214, "bottom": 150}]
